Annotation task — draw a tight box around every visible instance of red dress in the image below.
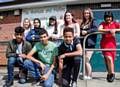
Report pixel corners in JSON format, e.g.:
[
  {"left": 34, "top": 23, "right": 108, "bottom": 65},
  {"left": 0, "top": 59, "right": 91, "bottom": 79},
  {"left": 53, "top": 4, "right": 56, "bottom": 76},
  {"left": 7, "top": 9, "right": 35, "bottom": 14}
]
[{"left": 100, "top": 22, "right": 120, "bottom": 63}]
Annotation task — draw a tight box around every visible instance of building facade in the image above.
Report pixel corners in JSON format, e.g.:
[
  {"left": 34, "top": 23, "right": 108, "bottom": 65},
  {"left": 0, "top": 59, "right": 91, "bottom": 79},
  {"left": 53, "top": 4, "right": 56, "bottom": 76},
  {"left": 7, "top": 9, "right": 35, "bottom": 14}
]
[{"left": 0, "top": 0, "right": 120, "bottom": 72}]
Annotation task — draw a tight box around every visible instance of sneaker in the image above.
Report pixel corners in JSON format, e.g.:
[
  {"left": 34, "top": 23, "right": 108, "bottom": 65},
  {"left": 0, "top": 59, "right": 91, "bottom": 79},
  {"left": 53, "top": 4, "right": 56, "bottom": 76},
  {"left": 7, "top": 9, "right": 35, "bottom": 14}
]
[
  {"left": 107, "top": 74, "right": 110, "bottom": 81},
  {"left": 3, "top": 80, "right": 13, "bottom": 87},
  {"left": 107, "top": 74, "right": 115, "bottom": 82},
  {"left": 19, "top": 78, "right": 27, "bottom": 84},
  {"left": 87, "top": 76, "right": 92, "bottom": 80},
  {"left": 84, "top": 76, "right": 88, "bottom": 79},
  {"left": 79, "top": 75, "right": 87, "bottom": 80},
  {"left": 71, "top": 82, "right": 77, "bottom": 87},
  {"left": 82, "top": 76, "right": 92, "bottom": 80}
]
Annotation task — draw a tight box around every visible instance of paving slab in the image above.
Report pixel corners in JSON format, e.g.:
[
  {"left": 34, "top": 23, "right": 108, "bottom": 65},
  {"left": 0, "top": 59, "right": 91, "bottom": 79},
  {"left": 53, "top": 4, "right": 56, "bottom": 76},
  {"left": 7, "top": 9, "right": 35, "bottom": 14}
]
[{"left": 0, "top": 67, "right": 120, "bottom": 87}]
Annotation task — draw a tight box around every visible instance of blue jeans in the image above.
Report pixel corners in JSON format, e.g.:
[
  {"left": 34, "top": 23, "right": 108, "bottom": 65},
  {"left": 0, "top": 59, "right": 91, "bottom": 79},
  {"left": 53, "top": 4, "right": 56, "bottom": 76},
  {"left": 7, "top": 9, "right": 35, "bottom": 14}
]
[
  {"left": 24, "top": 60, "right": 54, "bottom": 87},
  {"left": 7, "top": 57, "right": 24, "bottom": 81}
]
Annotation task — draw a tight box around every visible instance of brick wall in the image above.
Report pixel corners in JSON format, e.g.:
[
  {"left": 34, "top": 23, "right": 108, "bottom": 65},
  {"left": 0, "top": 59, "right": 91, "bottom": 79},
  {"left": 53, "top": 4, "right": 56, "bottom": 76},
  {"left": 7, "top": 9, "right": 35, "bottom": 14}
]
[
  {"left": 0, "top": 10, "right": 21, "bottom": 24},
  {"left": 0, "top": 23, "right": 20, "bottom": 65},
  {"left": 0, "top": 23, "right": 20, "bottom": 41},
  {"left": 0, "top": 10, "right": 21, "bottom": 65},
  {"left": 0, "top": 15, "right": 21, "bottom": 24}
]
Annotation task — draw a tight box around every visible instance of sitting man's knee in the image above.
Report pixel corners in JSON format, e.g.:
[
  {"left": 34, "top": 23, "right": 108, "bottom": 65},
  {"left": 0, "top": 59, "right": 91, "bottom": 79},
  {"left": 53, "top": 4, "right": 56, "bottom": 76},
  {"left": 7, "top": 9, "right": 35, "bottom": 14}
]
[
  {"left": 24, "top": 60, "right": 30, "bottom": 65},
  {"left": 44, "top": 82, "right": 53, "bottom": 87},
  {"left": 8, "top": 57, "right": 16, "bottom": 64},
  {"left": 23, "top": 60, "right": 31, "bottom": 68}
]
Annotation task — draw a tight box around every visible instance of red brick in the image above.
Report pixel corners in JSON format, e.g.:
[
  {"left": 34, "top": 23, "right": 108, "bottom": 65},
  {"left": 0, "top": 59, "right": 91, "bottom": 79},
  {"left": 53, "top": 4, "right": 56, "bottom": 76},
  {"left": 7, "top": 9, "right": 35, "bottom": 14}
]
[{"left": 0, "top": 23, "right": 20, "bottom": 65}]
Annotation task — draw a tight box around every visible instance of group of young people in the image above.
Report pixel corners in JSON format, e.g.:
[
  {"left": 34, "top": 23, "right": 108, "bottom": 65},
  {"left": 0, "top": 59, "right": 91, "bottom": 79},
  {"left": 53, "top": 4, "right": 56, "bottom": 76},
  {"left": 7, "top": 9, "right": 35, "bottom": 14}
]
[{"left": 3, "top": 8, "right": 120, "bottom": 87}]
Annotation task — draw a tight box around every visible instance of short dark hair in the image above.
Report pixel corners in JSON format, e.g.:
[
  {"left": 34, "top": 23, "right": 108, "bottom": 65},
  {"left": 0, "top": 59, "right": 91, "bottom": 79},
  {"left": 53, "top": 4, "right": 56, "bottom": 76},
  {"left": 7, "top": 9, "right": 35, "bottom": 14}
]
[
  {"left": 38, "top": 28, "right": 48, "bottom": 36},
  {"left": 104, "top": 11, "right": 113, "bottom": 20},
  {"left": 15, "top": 26, "right": 24, "bottom": 33},
  {"left": 63, "top": 27, "right": 74, "bottom": 35}
]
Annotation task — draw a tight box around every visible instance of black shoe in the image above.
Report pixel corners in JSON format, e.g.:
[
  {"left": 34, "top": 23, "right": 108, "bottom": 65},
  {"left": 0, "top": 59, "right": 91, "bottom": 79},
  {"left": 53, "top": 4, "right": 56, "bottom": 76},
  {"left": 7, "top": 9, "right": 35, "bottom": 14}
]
[
  {"left": 107, "top": 74, "right": 115, "bottom": 82},
  {"left": 3, "top": 80, "right": 13, "bottom": 87},
  {"left": 107, "top": 74, "right": 110, "bottom": 81},
  {"left": 31, "top": 78, "right": 40, "bottom": 86}
]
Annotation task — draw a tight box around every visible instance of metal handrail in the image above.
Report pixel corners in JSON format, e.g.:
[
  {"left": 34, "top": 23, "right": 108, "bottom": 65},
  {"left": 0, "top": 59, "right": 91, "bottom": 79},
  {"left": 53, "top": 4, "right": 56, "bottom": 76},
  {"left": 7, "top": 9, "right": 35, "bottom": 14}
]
[
  {"left": 0, "top": 40, "right": 9, "bottom": 43},
  {"left": 83, "top": 31, "right": 120, "bottom": 80}
]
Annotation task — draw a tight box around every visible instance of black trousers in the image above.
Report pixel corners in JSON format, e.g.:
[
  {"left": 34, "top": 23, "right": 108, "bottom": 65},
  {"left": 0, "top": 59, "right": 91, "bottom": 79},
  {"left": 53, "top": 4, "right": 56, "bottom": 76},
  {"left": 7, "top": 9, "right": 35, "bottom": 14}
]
[{"left": 62, "top": 56, "right": 82, "bottom": 87}]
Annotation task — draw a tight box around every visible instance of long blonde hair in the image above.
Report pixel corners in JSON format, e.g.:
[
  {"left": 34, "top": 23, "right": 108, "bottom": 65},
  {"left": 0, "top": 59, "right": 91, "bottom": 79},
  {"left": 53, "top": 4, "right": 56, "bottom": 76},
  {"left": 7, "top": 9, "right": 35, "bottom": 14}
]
[{"left": 23, "top": 18, "right": 31, "bottom": 29}]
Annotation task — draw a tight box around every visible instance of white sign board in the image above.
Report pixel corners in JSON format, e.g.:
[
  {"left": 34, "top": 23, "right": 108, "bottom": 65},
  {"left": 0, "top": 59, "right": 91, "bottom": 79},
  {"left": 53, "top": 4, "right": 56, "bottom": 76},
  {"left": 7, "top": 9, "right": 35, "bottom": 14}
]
[{"left": 22, "top": 6, "right": 66, "bottom": 28}]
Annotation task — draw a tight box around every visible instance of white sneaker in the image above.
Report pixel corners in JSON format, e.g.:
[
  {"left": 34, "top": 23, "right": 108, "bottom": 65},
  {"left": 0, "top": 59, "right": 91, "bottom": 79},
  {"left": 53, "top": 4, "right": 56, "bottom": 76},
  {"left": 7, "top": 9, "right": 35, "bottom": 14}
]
[
  {"left": 79, "top": 75, "right": 87, "bottom": 80},
  {"left": 71, "top": 82, "right": 77, "bottom": 87},
  {"left": 83, "top": 76, "right": 92, "bottom": 80},
  {"left": 87, "top": 76, "right": 92, "bottom": 80},
  {"left": 80, "top": 75, "right": 92, "bottom": 80},
  {"left": 84, "top": 76, "right": 88, "bottom": 79}
]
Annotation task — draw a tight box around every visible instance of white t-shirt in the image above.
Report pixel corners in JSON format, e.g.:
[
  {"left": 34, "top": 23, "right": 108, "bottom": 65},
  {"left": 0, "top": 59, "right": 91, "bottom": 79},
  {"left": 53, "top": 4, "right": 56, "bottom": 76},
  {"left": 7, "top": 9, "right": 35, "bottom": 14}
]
[
  {"left": 46, "top": 25, "right": 61, "bottom": 38},
  {"left": 16, "top": 43, "right": 23, "bottom": 62},
  {"left": 16, "top": 43, "right": 22, "bottom": 54}
]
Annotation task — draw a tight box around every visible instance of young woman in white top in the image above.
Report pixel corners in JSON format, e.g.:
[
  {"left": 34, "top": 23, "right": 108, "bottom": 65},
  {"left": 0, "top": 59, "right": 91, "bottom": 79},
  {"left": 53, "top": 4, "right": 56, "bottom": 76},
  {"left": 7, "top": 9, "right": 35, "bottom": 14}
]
[
  {"left": 46, "top": 16, "right": 61, "bottom": 46},
  {"left": 46, "top": 16, "right": 60, "bottom": 40},
  {"left": 60, "top": 11, "right": 80, "bottom": 38}
]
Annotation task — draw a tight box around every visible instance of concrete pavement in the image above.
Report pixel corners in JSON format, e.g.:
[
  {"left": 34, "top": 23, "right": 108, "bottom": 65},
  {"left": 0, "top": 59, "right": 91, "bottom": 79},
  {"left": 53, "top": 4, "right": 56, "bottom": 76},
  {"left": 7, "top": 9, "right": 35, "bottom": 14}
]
[{"left": 0, "top": 67, "right": 120, "bottom": 87}]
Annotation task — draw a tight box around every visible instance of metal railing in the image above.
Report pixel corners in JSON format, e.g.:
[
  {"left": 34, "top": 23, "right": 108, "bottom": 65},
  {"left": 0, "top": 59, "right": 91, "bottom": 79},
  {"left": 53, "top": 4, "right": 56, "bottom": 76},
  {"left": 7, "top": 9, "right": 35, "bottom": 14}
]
[{"left": 83, "top": 31, "right": 120, "bottom": 80}]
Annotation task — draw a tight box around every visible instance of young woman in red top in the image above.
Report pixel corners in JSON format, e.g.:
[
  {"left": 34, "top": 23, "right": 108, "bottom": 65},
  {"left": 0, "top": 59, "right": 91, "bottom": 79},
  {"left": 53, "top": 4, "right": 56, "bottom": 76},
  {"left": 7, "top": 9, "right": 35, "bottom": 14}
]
[{"left": 98, "top": 11, "right": 120, "bottom": 82}]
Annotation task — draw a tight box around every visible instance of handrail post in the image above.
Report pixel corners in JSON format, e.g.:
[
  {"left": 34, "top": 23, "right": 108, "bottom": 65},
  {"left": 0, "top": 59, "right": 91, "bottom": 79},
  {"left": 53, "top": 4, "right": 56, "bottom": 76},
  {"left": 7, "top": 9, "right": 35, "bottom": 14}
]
[
  {"left": 83, "top": 36, "right": 86, "bottom": 80},
  {"left": 82, "top": 31, "right": 113, "bottom": 80}
]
